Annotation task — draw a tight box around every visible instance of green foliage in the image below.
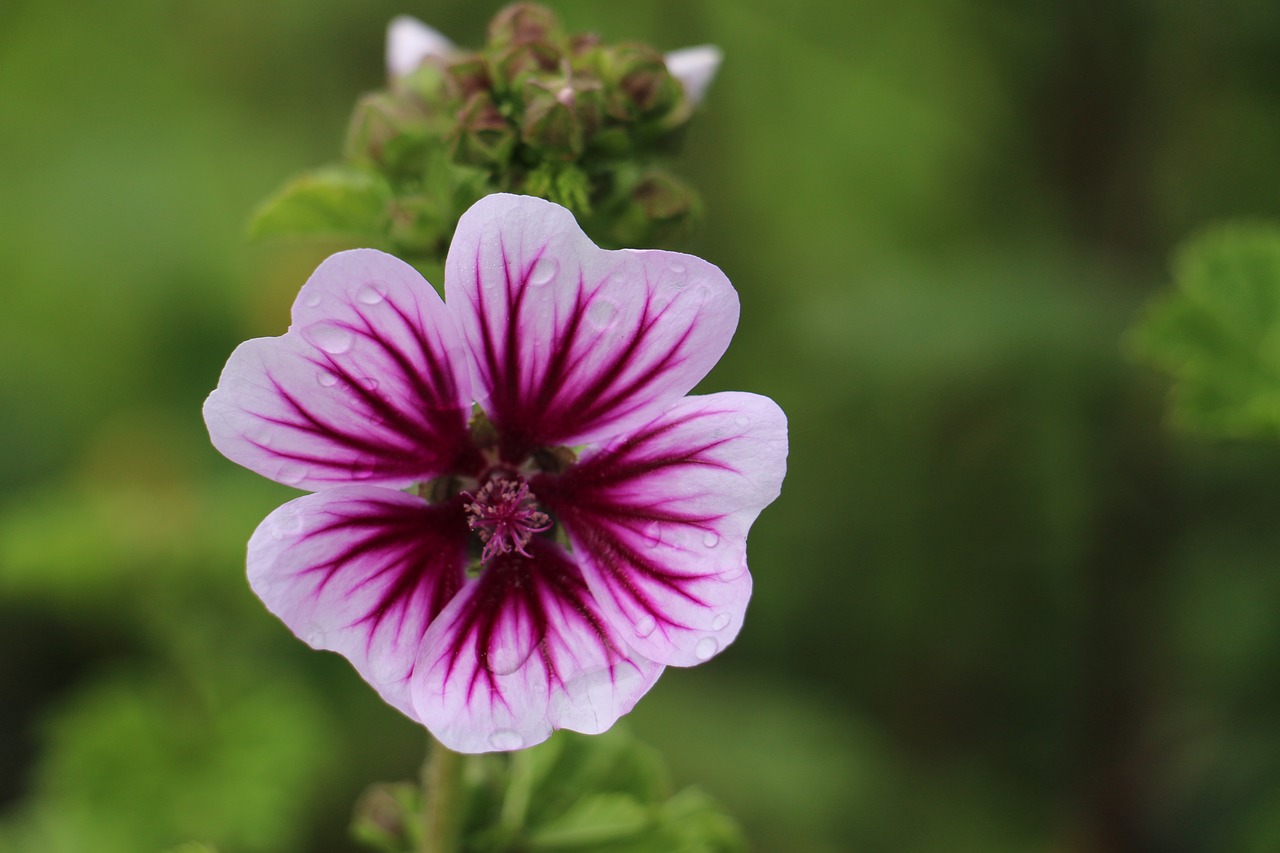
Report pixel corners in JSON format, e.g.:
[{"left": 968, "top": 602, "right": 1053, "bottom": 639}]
[
  {"left": 249, "top": 166, "right": 395, "bottom": 243},
  {"left": 1133, "top": 224, "right": 1280, "bottom": 438},
  {"left": 350, "top": 729, "right": 746, "bottom": 853},
  {"left": 0, "top": 664, "right": 333, "bottom": 853}
]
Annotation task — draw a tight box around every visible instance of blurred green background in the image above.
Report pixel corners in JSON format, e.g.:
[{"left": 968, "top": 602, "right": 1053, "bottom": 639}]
[{"left": 5, "top": 0, "right": 1280, "bottom": 851}]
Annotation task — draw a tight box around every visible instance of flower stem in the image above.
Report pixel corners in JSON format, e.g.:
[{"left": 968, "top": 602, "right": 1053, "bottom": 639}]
[{"left": 421, "top": 737, "right": 464, "bottom": 853}]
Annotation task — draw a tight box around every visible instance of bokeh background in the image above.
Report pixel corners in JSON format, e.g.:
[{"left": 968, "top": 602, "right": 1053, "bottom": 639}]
[{"left": 5, "top": 1, "right": 1280, "bottom": 851}]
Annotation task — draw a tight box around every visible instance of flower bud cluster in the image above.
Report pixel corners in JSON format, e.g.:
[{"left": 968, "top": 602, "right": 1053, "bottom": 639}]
[{"left": 343, "top": 3, "right": 711, "bottom": 262}]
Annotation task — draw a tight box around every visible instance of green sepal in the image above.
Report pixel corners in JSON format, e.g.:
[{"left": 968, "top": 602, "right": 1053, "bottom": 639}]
[
  {"left": 247, "top": 166, "right": 393, "bottom": 242},
  {"left": 1131, "top": 222, "right": 1280, "bottom": 439},
  {"left": 522, "top": 163, "right": 591, "bottom": 216}
]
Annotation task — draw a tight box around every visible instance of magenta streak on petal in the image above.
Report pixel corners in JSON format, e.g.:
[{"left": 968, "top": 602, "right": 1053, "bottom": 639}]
[
  {"left": 467, "top": 240, "right": 700, "bottom": 461},
  {"left": 534, "top": 415, "right": 735, "bottom": 629},
  {"left": 435, "top": 541, "right": 626, "bottom": 706},
  {"left": 247, "top": 297, "right": 480, "bottom": 483},
  {"left": 295, "top": 497, "right": 469, "bottom": 656}
]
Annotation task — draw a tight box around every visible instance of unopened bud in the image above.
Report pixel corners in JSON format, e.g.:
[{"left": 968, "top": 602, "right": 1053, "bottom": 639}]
[
  {"left": 483, "top": 3, "right": 560, "bottom": 48},
  {"left": 569, "top": 31, "right": 602, "bottom": 57},
  {"left": 444, "top": 54, "right": 492, "bottom": 102},
  {"left": 487, "top": 3, "right": 562, "bottom": 49},
  {"left": 345, "top": 91, "right": 432, "bottom": 168},
  {"left": 632, "top": 169, "right": 699, "bottom": 223},
  {"left": 605, "top": 43, "right": 680, "bottom": 120},
  {"left": 448, "top": 92, "right": 516, "bottom": 167},
  {"left": 521, "top": 78, "right": 602, "bottom": 158},
  {"left": 492, "top": 40, "right": 561, "bottom": 95}
]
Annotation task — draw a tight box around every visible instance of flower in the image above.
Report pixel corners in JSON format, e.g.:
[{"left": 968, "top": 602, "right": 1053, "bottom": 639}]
[
  {"left": 662, "top": 45, "right": 723, "bottom": 108},
  {"left": 204, "top": 194, "right": 786, "bottom": 752},
  {"left": 386, "top": 13, "right": 722, "bottom": 107},
  {"left": 385, "top": 15, "right": 454, "bottom": 78}
]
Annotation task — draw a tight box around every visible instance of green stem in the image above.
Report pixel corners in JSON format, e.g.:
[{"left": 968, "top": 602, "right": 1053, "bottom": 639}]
[{"left": 421, "top": 738, "right": 464, "bottom": 853}]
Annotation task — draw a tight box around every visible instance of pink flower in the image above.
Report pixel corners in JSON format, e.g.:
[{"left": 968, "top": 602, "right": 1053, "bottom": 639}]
[{"left": 204, "top": 194, "right": 786, "bottom": 752}]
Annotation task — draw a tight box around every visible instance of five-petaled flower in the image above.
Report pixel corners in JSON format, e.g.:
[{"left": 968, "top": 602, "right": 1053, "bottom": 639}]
[{"left": 204, "top": 194, "right": 786, "bottom": 752}]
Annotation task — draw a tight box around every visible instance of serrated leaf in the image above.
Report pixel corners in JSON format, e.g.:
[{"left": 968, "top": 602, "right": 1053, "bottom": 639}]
[
  {"left": 1131, "top": 223, "right": 1280, "bottom": 438},
  {"left": 248, "top": 166, "right": 393, "bottom": 241},
  {"left": 525, "top": 793, "right": 651, "bottom": 850}
]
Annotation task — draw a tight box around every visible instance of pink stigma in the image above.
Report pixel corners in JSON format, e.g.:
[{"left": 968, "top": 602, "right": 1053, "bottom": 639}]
[{"left": 462, "top": 475, "right": 552, "bottom": 563}]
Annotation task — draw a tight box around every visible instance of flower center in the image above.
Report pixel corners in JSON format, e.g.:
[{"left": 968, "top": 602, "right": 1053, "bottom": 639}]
[{"left": 461, "top": 474, "right": 551, "bottom": 564}]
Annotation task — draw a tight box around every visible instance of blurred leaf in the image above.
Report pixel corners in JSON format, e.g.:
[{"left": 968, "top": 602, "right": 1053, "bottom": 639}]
[
  {"left": 526, "top": 793, "right": 650, "bottom": 849},
  {"left": 648, "top": 787, "right": 748, "bottom": 853},
  {"left": 1132, "top": 223, "right": 1280, "bottom": 438},
  {"left": 248, "top": 166, "right": 393, "bottom": 241},
  {"left": 0, "top": 664, "right": 335, "bottom": 853}
]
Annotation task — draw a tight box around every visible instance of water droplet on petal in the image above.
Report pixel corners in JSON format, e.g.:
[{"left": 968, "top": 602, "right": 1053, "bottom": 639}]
[
  {"left": 489, "top": 729, "right": 524, "bottom": 750},
  {"left": 317, "top": 370, "right": 339, "bottom": 387},
  {"left": 694, "top": 637, "right": 719, "bottom": 661},
  {"left": 487, "top": 643, "right": 531, "bottom": 676},
  {"left": 666, "top": 262, "right": 689, "bottom": 289},
  {"left": 304, "top": 323, "right": 354, "bottom": 355},
  {"left": 270, "top": 510, "right": 305, "bottom": 540},
  {"left": 356, "top": 281, "right": 386, "bottom": 304},
  {"left": 702, "top": 530, "right": 720, "bottom": 548},
  {"left": 528, "top": 257, "right": 558, "bottom": 286},
  {"left": 734, "top": 413, "right": 751, "bottom": 429},
  {"left": 302, "top": 290, "right": 322, "bottom": 307},
  {"left": 276, "top": 462, "right": 308, "bottom": 486},
  {"left": 360, "top": 376, "right": 379, "bottom": 391},
  {"left": 635, "top": 615, "right": 657, "bottom": 638},
  {"left": 711, "top": 613, "right": 731, "bottom": 631},
  {"left": 303, "top": 623, "right": 327, "bottom": 647},
  {"left": 641, "top": 521, "right": 662, "bottom": 548},
  {"left": 587, "top": 298, "right": 618, "bottom": 329}
]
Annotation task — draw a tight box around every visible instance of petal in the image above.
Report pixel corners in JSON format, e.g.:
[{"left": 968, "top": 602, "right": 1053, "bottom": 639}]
[
  {"left": 248, "top": 486, "right": 470, "bottom": 720},
  {"left": 410, "top": 540, "right": 663, "bottom": 753},
  {"left": 445, "top": 193, "right": 740, "bottom": 461},
  {"left": 387, "top": 15, "right": 454, "bottom": 79},
  {"left": 665, "top": 45, "right": 723, "bottom": 107},
  {"left": 204, "top": 249, "right": 478, "bottom": 491},
  {"left": 536, "top": 392, "right": 787, "bottom": 667}
]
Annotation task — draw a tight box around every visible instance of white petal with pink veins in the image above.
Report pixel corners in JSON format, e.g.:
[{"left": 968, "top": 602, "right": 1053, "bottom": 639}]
[
  {"left": 248, "top": 486, "right": 470, "bottom": 720},
  {"left": 204, "top": 249, "right": 477, "bottom": 491},
  {"left": 410, "top": 542, "right": 663, "bottom": 753},
  {"left": 446, "top": 193, "right": 740, "bottom": 461},
  {"left": 537, "top": 392, "right": 787, "bottom": 667}
]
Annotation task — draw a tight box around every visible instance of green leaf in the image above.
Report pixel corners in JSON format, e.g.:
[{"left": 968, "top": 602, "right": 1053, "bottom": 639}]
[
  {"left": 526, "top": 793, "right": 651, "bottom": 849},
  {"left": 1131, "top": 223, "right": 1280, "bottom": 438},
  {"left": 520, "top": 729, "right": 669, "bottom": 828},
  {"left": 650, "top": 787, "right": 749, "bottom": 853},
  {"left": 247, "top": 166, "right": 393, "bottom": 241}
]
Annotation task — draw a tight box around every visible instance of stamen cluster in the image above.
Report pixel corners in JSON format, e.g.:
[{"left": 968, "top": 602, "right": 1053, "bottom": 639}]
[{"left": 461, "top": 475, "right": 552, "bottom": 563}]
